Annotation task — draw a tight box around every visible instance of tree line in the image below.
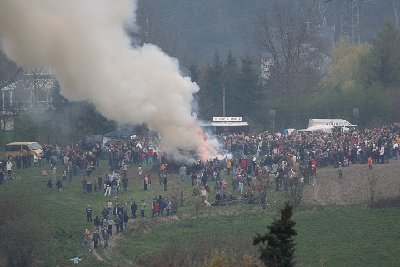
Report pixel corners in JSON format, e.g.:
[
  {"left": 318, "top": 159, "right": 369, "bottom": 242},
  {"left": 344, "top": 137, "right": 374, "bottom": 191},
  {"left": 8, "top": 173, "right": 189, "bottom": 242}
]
[
  {"left": 1, "top": 5, "right": 400, "bottom": 146},
  {"left": 194, "top": 12, "right": 400, "bottom": 130}
]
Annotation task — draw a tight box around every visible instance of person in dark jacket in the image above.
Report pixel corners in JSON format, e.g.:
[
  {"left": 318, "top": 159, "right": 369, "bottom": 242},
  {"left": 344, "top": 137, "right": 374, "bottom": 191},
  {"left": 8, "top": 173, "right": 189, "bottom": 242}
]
[
  {"left": 123, "top": 210, "right": 129, "bottom": 230},
  {"left": 162, "top": 174, "right": 168, "bottom": 191},
  {"left": 92, "top": 230, "right": 100, "bottom": 249},
  {"left": 47, "top": 178, "right": 53, "bottom": 191},
  {"left": 86, "top": 205, "right": 93, "bottom": 222},
  {"left": 56, "top": 179, "right": 62, "bottom": 192},
  {"left": 130, "top": 200, "right": 137, "bottom": 218},
  {"left": 102, "top": 228, "right": 109, "bottom": 249}
]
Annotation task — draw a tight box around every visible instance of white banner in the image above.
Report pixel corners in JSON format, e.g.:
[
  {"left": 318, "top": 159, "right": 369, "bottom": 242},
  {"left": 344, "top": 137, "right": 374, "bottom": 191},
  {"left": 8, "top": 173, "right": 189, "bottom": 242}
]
[{"left": 212, "top": 117, "right": 243, "bottom": 122}]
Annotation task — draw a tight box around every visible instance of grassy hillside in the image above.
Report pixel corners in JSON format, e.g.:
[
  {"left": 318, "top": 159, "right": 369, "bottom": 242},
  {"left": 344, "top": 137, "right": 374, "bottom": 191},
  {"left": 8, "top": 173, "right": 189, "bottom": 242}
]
[{"left": 0, "top": 161, "right": 399, "bottom": 266}]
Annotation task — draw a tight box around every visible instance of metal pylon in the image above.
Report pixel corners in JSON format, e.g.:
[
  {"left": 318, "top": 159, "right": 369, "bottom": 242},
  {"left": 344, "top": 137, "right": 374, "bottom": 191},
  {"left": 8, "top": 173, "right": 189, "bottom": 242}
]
[{"left": 341, "top": 0, "right": 360, "bottom": 43}]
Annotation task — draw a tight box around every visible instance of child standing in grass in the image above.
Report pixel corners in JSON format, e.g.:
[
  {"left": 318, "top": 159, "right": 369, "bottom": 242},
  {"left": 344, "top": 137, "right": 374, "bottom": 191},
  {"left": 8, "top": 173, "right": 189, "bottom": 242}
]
[
  {"left": 47, "top": 178, "right": 53, "bottom": 191},
  {"left": 56, "top": 179, "right": 62, "bottom": 192},
  {"left": 368, "top": 156, "right": 373, "bottom": 169}
]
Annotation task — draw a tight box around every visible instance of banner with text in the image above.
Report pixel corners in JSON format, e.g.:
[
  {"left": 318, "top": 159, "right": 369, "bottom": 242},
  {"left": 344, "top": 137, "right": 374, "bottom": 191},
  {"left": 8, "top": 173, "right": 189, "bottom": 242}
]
[{"left": 212, "top": 117, "right": 243, "bottom": 122}]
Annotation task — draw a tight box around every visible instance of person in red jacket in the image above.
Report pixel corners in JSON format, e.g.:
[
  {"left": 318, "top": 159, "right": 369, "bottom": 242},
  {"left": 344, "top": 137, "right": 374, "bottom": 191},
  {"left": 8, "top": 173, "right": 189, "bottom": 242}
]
[{"left": 152, "top": 199, "right": 160, "bottom": 217}]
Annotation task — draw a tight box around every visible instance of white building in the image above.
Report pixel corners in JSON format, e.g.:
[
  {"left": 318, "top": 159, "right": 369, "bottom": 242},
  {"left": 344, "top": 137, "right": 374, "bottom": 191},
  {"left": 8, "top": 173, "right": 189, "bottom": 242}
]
[{"left": 0, "top": 67, "right": 56, "bottom": 130}]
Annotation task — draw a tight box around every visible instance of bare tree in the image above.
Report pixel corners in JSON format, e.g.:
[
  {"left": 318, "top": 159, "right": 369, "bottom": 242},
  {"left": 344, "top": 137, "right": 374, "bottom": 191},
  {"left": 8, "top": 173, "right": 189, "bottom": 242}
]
[
  {"left": 255, "top": 3, "right": 325, "bottom": 126},
  {"left": 0, "top": 51, "right": 21, "bottom": 89},
  {"left": 133, "top": 5, "right": 179, "bottom": 58}
]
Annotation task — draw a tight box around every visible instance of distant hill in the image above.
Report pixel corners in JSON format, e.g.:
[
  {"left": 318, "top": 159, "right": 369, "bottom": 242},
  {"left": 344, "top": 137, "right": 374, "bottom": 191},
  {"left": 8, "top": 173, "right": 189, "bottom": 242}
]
[
  {"left": 137, "top": 0, "right": 270, "bottom": 65},
  {"left": 137, "top": 0, "right": 399, "bottom": 65}
]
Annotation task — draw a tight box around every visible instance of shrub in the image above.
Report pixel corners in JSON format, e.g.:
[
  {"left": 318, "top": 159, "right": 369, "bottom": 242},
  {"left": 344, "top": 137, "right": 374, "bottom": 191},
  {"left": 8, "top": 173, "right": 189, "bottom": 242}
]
[{"left": 0, "top": 194, "right": 46, "bottom": 267}]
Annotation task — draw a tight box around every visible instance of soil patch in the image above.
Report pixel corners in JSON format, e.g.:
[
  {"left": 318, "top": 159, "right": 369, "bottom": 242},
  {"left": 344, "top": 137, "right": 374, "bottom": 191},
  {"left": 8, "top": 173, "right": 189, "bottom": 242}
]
[{"left": 302, "top": 160, "right": 400, "bottom": 206}]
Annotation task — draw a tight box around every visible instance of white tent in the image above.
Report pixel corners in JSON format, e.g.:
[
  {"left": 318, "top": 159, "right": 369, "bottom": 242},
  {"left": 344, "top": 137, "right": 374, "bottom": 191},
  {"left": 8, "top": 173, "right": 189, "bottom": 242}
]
[
  {"left": 298, "top": 124, "right": 334, "bottom": 133},
  {"left": 308, "top": 119, "right": 357, "bottom": 128}
]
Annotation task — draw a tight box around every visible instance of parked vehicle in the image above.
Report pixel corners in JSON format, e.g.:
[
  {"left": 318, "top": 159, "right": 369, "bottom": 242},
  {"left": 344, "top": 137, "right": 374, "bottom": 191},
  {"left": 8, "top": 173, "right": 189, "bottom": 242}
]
[{"left": 5, "top": 142, "right": 43, "bottom": 159}]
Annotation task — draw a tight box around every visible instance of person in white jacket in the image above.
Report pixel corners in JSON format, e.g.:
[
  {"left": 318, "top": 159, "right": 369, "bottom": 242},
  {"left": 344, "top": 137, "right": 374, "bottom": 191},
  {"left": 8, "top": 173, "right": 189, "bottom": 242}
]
[{"left": 6, "top": 160, "right": 12, "bottom": 176}]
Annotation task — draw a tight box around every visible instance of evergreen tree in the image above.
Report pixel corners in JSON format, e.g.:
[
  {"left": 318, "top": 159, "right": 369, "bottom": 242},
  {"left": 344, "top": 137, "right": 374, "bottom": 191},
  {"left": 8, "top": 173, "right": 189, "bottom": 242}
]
[
  {"left": 198, "top": 52, "right": 224, "bottom": 119},
  {"left": 359, "top": 20, "right": 400, "bottom": 88},
  {"left": 254, "top": 202, "right": 297, "bottom": 267},
  {"left": 237, "top": 55, "right": 261, "bottom": 119},
  {"left": 222, "top": 50, "right": 239, "bottom": 116}
]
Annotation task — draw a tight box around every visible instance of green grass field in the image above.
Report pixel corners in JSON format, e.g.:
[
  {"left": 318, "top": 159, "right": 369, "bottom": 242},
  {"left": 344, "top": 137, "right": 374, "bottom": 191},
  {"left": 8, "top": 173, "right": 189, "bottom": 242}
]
[{"left": 1, "top": 162, "right": 399, "bottom": 266}]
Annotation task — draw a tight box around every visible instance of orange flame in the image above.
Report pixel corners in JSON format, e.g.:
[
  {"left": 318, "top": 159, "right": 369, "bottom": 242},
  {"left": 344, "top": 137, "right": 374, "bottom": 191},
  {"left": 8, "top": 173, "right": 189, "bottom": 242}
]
[{"left": 197, "top": 128, "right": 210, "bottom": 161}]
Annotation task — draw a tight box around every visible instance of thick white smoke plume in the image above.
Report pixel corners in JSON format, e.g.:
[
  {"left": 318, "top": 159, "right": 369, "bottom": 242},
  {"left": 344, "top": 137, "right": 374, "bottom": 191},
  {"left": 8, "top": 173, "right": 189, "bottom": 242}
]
[{"left": 0, "top": 0, "right": 218, "bottom": 160}]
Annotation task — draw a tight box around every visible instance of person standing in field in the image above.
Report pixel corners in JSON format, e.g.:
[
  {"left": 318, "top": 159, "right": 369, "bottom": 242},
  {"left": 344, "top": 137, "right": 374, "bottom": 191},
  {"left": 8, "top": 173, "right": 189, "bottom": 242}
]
[
  {"left": 82, "top": 229, "right": 91, "bottom": 251},
  {"left": 47, "top": 178, "right": 53, "bottom": 191},
  {"left": 368, "top": 156, "right": 373, "bottom": 170},
  {"left": 138, "top": 165, "right": 143, "bottom": 178},
  {"left": 226, "top": 160, "right": 232, "bottom": 175},
  {"left": 102, "top": 228, "right": 109, "bottom": 249},
  {"left": 56, "top": 179, "right": 62, "bottom": 192},
  {"left": 107, "top": 216, "right": 113, "bottom": 237},
  {"left": 143, "top": 175, "right": 148, "bottom": 191},
  {"left": 393, "top": 141, "right": 399, "bottom": 160},
  {"left": 122, "top": 161, "right": 128, "bottom": 178},
  {"left": 163, "top": 174, "right": 168, "bottom": 191},
  {"left": 123, "top": 210, "right": 129, "bottom": 230},
  {"left": 179, "top": 166, "right": 187, "bottom": 181},
  {"left": 131, "top": 200, "right": 137, "bottom": 218},
  {"left": 86, "top": 205, "right": 93, "bottom": 222},
  {"left": 92, "top": 230, "right": 100, "bottom": 250},
  {"left": 52, "top": 166, "right": 57, "bottom": 181},
  {"left": 140, "top": 199, "right": 146, "bottom": 217},
  {"left": 6, "top": 159, "right": 12, "bottom": 176}
]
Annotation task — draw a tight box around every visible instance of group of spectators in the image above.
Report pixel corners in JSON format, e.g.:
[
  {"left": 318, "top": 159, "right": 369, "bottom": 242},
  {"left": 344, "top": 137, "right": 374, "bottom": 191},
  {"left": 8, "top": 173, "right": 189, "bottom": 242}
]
[
  {"left": 219, "top": 123, "right": 400, "bottom": 169},
  {"left": 82, "top": 199, "right": 135, "bottom": 251},
  {"left": 175, "top": 123, "right": 400, "bottom": 205},
  {"left": 36, "top": 123, "right": 400, "bottom": 208},
  {"left": 2, "top": 123, "right": 400, "bottom": 257}
]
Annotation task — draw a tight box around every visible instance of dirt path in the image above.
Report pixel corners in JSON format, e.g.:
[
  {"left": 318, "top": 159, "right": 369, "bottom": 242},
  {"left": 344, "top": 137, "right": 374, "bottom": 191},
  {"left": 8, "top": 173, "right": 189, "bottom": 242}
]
[
  {"left": 100, "top": 223, "right": 142, "bottom": 266},
  {"left": 302, "top": 159, "right": 400, "bottom": 206},
  {"left": 92, "top": 249, "right": 104, "bottom": 262}
]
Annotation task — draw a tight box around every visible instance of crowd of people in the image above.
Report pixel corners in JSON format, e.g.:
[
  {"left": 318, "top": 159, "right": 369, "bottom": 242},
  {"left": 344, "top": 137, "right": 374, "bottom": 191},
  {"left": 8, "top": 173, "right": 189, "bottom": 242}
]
[
  {"left": 216, "top": 123, "right": 400, "bottom": 188},
  {"left": 1, "top": 123, "right": 400, "bottom": 253}
]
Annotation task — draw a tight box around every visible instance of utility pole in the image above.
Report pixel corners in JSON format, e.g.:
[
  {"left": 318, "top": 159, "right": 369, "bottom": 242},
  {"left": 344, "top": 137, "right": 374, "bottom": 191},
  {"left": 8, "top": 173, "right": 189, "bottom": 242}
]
[
  {"left": 269, "top": 109, "right": 276, "bottom": 133},
  {"left": 222, "top": 87, "right": 226, "bottom": 117}
]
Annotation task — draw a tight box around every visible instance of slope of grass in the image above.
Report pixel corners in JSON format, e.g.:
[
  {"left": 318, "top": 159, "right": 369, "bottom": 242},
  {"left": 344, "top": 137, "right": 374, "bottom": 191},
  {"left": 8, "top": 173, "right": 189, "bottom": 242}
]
[
  {"left": 295, "top": 205, "right": 400, "bottom": 266},
  {"left": 1, "top": 161, "right": 399, "bottom": 266}
]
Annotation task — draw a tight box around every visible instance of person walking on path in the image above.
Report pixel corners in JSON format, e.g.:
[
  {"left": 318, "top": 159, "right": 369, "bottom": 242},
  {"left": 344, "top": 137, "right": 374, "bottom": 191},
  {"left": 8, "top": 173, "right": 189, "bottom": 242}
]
[
  {"left": 92, "top": 230, "right": 100, "bottom": 249},
  {"left": 102, "top": 228, "right": 109, "bottom": 249}
]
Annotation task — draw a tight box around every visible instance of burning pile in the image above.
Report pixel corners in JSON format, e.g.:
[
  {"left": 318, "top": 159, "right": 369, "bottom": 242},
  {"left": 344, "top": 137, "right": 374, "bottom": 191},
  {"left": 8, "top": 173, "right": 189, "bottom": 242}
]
[{"left": 0, "top": 0, "right": 218, "bottom": 161}]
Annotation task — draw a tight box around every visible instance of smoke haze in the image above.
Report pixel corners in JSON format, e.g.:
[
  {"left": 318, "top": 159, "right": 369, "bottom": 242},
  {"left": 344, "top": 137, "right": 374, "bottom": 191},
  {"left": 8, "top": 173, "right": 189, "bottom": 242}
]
[{"left": 0, "top": 0, "right": 217, "bottom": 159}]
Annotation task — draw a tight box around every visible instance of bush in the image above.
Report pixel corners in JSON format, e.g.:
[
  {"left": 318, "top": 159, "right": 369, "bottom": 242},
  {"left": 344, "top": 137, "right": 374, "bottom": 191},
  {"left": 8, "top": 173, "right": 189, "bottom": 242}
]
[
  {"left": 135, "top": 235, "right": 261, "bottom": 267},
  {"left": 0, "top": 194, "right": 46, "bottom": 267},
  {"left": 368, "top": 196, "right": 400, "bottom": 209}
]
